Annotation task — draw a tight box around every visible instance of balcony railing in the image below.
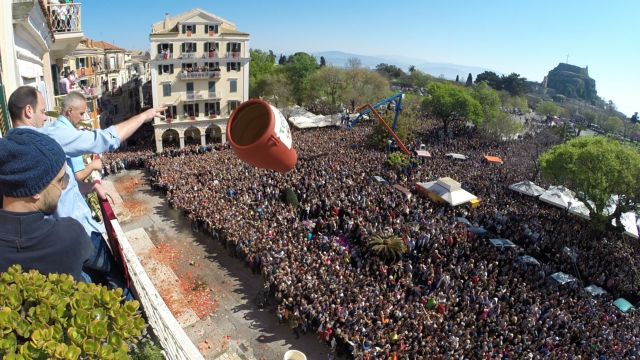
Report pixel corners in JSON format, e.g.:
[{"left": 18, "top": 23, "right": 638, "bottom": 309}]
[
  {"left": 48, "top": 2, "right": 82, "bottom": 33},
  {"left": 181, "top": 52, "right": 197, "bottom": 59},
  {"left": 203, "top": 51, "right": 219, "bottom": 59},
  {"left": 156, "top": 53, "right": 174, "bottom": 60},
  {"left": 182, "top": 92, "right": 221, "bottom": 102},
  {"left": 227, "top": 51, "right": 241, "bottom": 59},
  {"left": 178, "top": 70, "right": 221, "bottom": 80}
]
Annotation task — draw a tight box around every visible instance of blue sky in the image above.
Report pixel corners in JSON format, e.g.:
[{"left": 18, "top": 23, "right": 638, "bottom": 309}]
[{"left": 83, "top": 1, "right": 638, "bottom": 116}]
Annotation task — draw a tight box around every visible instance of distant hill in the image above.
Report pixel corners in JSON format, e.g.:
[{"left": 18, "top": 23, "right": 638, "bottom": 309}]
[
  {"left": 312, "top": 51, "right": 496, "bottom": 80},
  {"left": 545, "top": 63, "right": 597, "bottom": 103}
]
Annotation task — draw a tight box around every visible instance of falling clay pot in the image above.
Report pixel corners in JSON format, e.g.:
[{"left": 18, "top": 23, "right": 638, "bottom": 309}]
[{"left": 226, "top": 99, "right": 297, "bottom": 173}]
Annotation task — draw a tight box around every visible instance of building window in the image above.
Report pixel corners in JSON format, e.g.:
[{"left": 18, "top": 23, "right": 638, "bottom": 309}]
[
  {"left": 205, "top": 102, "right": 220, "bottom": 116},
  {"left": 182, "top": 24, "right": 196, "bottom": 34},
  {"left": 183, "top": 103, "right": 199, "bottom": 117},
  {"left": 206, "top": 24, "right": 219, "bottom": 34},
  {"left": 208, "top": 81, "right": 216, "bottom": 94},
  {"left": 182, "top": 42, "right": 197, "bottom": 53},
  {"left": 158, "top": 64, "right": 174, "bottom": 75},
  {"left": 162, "top": 83, "right": 171, "bottom": 97},
  {"left": 229, "top": 79, "right": 237, "bottom": 93},
  {"left": 227, "top": 100, "right": 241, "bottom": 114},
  {"left": 163, "top": 106, "right": 178, "bottom": 119},
  {"left": 205, "top": 62, "right": 220, "bottom": 71},
  {"left": 226, "top": 62, "right": 241, "bottom": 72}
]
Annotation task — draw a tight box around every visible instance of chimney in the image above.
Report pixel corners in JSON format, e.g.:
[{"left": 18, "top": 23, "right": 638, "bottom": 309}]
[{"left": 163, "top": 13, "right": 169, "bottom": 30}]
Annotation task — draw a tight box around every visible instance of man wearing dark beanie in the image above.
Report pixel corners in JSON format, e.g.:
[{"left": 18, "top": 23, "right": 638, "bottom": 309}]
[{"left": 0, "top": 128, "right": 92, "bottom": 281}]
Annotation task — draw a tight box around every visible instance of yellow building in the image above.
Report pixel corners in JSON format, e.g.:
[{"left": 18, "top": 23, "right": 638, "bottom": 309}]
[{"left": 149, "top": 8, "right": 250, "bottom": 151}]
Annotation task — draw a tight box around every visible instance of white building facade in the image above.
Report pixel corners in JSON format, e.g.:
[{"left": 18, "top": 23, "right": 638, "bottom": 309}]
[{"left": 149, "top": 8, "right": 250, "bottom": 152}]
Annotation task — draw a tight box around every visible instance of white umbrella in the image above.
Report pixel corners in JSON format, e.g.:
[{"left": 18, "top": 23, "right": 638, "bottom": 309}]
[{"left": 584, "top": 285, "right": 608, "bottom": 296}]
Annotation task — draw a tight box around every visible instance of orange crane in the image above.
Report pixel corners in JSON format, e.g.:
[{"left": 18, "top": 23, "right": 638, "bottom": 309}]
[{"left": 354, "top": 103, "right": 412, "bottom": 156}]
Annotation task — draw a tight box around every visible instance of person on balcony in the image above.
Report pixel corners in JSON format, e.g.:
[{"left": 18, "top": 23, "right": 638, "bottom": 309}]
[
  {"left": 0, "top": 128, "right": 92, "bottom": 282},
  {"left": 7, "top": 86, "right": 166, "bottom": 293},
  {"left": 59, "top": 70, "right": 76, "bottom": 95},
  {"left": 58, "top": 92, "right": 104, "bottom": 182}
]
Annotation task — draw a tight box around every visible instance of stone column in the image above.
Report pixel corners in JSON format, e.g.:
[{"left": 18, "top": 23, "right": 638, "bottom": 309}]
[
  {"left": 179, "top": 136, "right": 185, "bottom": 149},
  {"left": 200, "top": 133, "right": 206, "bottom": 146}
]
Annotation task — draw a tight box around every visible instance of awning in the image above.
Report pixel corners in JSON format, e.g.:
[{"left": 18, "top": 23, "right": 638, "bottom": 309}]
[
  {"left": 484, "top": 155, "right": 504, "bottom": 164},
  {"left": 613, "top": 298, "right": 634, "bottom": 313},
  {"left": 416, "top": 150, "right": 432, "bottom": 158},
  {"left": 509, "top": 181, "right": 546, "bottom": 197}
]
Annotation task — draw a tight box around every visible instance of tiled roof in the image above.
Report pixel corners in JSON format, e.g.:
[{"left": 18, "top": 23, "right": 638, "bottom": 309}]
[{"left": 151, "top": 8, "right": 236, "bottom": 34}]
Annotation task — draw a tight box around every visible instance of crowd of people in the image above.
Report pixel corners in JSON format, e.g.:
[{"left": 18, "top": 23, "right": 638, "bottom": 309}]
[{"left": 104, "top": 121, "right": 640, "bottom": 359}]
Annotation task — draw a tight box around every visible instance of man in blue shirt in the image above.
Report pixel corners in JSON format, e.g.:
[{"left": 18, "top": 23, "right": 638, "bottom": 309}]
[{"left": 7, "top": 86, "right": 165, "bottom": 289}]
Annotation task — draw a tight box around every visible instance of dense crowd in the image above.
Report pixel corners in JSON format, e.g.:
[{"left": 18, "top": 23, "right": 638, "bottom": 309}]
[{"left": 104, "top": 122, "right": 640, "bottom": 359}]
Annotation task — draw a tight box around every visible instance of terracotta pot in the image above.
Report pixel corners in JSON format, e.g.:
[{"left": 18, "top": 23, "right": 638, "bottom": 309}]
[{"left": 226, "top": 99, "right": 297, "bottom": 173}]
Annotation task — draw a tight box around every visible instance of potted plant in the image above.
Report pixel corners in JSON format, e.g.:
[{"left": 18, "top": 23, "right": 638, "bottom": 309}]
[{"left": 190, "top": 115, "right": 196, "bottom": 121}]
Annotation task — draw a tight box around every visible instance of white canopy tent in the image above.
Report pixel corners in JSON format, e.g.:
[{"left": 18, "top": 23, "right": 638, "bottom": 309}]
[
  {"left": 615, "top": 212, "right": 639, "bottom": 239},
  {"left": 445, "top": 153, "right": 468, "bottom": 160},
  {"left": 415, "top": 177, "right": 477, "bottom": 206},
  {"left": 568, "top": 200, "right": 594, "bottom": 219},
  {"left": 549, "top": 272, "right": 578, "bottom": 285},
  {"left": 539, "top": 186, "right": 576, "bottom": 209},
  {"left": 509, "top": 180, "right": 546, "bottom": 197}
]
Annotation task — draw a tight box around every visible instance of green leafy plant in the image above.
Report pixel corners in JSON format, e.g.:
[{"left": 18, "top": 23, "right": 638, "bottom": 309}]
[
  {"left": 0, "top": 265, "right": 147, "bottom": 359},
  {"left": 368, "top": 234, "right": 407, "bottom": 263},
  {"left": 283, "top": 187, "right": 299, "bottom": 207},
  {"left": 386, "top": 152, "right": 410, "bottom": 169},
  {"left": 130, "top": 340, "right": 165, "bottom": 360}
]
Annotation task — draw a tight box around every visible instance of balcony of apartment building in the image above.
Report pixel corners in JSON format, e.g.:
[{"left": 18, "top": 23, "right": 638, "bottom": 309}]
[
  {"left": 181, "top": 52, "right": 198, "bottom": 60},
  {"left": 47, "top": 1, "right": 84, "bottom": 59},
  {"left": 178, "top": 69, "right": 221, "bottom": 81},
  {"left": 156, "top": 52, "right": 174, "bottom": 61},
  {"left": 181, "top": 91, "right": 222, "bottom": 103}
]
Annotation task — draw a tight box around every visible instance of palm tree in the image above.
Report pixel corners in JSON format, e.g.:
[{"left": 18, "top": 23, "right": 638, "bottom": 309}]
[{"left": 368, "top": 233, "right": 407, "bottom": 263}]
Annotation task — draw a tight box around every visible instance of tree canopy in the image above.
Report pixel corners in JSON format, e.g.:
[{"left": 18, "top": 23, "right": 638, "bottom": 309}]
[
  {"left": 536, "top": 101, "right": 562, "bottom": 117},
  {"left": 603, "top": 116, "right": 624, "bottom": 134},
  {"left": 474, "top": 71, "right": 527, "bottom": 95},
  {"left": 421, "top": 82, "right": 483, "bottom": 136},
  {"left": 249, "top": 49, "right": 276, "bottom": 98},
  {"left": 539, "top": 136, "right": 640, "bottom": 231},
  {"left": 375, "top": 63, "right": 406, "bottom": 80},
  {"left": 285, "top": 52, "right": 319, "bottom": 105}
]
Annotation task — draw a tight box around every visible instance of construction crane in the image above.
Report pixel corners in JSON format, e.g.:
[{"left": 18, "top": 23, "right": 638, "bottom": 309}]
[{"left": 346, "top": 93, "right": 412, "bottom": 156}]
